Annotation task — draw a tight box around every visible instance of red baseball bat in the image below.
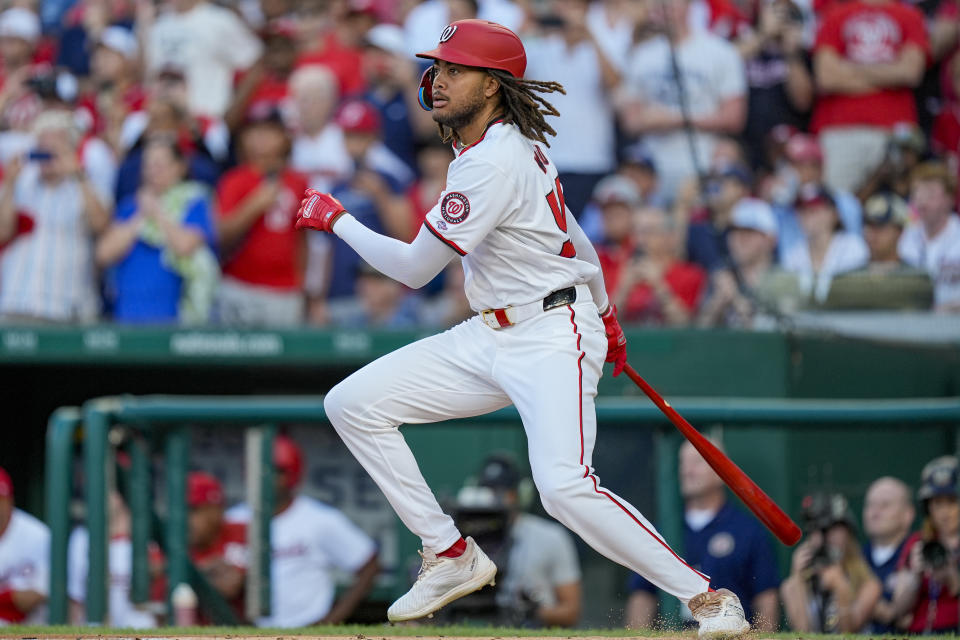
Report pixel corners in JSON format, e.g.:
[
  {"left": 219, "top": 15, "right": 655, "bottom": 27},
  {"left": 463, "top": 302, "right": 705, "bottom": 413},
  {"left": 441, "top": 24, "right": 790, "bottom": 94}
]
[{"left": 622, "top": 363, "right": 802, "bottom": 546}]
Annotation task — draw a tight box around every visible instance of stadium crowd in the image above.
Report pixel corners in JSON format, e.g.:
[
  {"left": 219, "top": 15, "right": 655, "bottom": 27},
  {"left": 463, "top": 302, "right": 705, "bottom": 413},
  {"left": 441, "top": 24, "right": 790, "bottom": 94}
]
[{"left": 0, "top": 0, "right": 952, "bottom": 328}]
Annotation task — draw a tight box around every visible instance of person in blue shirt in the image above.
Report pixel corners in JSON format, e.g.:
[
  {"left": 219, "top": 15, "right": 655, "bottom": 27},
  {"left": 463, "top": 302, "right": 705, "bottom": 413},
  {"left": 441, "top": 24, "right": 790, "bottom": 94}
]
[
  {"left": 96, "top": 137, "right": 218, "bottom": 324},
  {"left": 625, "top": 439, "right": 780, "bottom": 631},
  {"left": 862, "top": 476, "right": 915, "bottom": 633}
]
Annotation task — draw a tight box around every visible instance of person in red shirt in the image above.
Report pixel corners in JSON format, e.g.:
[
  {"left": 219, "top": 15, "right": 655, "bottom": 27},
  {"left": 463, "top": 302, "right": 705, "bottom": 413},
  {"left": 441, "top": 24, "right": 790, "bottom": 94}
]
[
  {"left": 215, "top": 113, "right": 308, "bottom": 326},
  {"left": 891, "top": 456, "right": 960, "bottom": 634},
  {"left": 187, "top": 472, "right": 247, "bottom": 622},
  {"left": 811, "top": 0, "right": 929, "bottom": 194},
  {"left": 590, "top": 174, "right": 642, "bottom": 298},
  {"left": 225, "top": 21, "right": 299, "bottom": 134},
  {"left": 932, "top": 52, "right": 960, "bottom": 204},
  {"left": 612, "top": 205, "right": 706, "bottom": 326}
]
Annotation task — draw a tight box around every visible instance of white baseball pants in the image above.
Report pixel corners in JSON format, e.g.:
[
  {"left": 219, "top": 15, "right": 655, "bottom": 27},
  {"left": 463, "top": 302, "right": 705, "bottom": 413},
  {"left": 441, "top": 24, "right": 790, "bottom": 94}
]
[{"left": 324, "top": 297, "right": 710, "bottom": 602}]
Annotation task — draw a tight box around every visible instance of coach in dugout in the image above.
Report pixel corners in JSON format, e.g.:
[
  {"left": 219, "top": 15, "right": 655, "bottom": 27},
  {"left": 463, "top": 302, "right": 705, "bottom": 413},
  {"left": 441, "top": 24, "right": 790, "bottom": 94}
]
[
  {"left": 226, "top": 435, "right": 379, "bottom": 627},
  {"left": 625, "top": 440, "right": 779, "bottom": 631},
  {"left": 0, "top": 466, "right": 49, "bottom": 624}
]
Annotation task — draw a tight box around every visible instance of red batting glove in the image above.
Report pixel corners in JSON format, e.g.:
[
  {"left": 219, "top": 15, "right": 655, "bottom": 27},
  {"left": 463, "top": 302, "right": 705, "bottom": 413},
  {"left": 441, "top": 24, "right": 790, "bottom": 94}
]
[
  {"left": 600, "top": 305, "right": 627, "bottom": 377},
  {"left": 295, "top": 189, "right": 347, "bottom": 233}
]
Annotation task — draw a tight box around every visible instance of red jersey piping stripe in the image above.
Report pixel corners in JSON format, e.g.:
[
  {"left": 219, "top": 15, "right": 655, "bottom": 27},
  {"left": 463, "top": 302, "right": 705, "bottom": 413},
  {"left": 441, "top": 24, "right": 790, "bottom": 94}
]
[
  {"left": 458, "top": 118, "right": 505, "bottom": 156},
  {"left": 423, "top": 220, "right": 467, "bottom": 256},
  {"left": 566, "top": 305, "right": 710, "bottom": 585}
]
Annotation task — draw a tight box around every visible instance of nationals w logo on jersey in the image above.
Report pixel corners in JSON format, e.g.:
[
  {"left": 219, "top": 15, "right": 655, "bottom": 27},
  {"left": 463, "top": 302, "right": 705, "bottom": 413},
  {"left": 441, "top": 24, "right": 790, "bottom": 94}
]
[{"left": 441, "top": 192, "right": 470, "bottom": 224}]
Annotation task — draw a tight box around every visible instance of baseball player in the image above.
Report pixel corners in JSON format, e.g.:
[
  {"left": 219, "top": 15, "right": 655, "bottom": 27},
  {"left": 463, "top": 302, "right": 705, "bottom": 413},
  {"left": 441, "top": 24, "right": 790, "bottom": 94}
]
[
  {"left": 295, "top": 19, "right": 749, "bottom": 638},
  {"left": 0, "top": 466, "right": 49, "bottom": 625}
]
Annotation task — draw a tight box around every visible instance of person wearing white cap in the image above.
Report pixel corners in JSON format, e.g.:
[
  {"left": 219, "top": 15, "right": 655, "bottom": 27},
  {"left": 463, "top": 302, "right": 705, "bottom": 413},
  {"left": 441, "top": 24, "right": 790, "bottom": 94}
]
[
  {"left": 84, "top": 26, "right": 144, "bottom": 152},
  {"left": 0, "top": 7, "right": 41, "bottom": 133},
  {"left": 697, "top": 198, "right": 801, "bottom": 327}
]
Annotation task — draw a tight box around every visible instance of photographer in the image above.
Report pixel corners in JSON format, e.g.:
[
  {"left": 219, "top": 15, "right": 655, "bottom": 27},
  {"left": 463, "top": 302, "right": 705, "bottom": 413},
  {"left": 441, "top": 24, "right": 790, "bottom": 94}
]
[
  {"left": 781, "top": 493, "right": 881, "bottom": 633},
  {"left": 856, "top": 124, "right": 927, "bottom": 204},
  {"left": 890, "top": 456, "right": 960, "bottom": 634},
  {"left": 443, "top": 454, "right": 582, "bottom": 628}
]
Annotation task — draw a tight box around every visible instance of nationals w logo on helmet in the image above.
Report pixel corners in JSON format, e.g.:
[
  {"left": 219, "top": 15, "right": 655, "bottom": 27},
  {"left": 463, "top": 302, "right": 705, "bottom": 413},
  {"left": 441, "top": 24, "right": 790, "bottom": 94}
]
[
  {"left": 441, "top": 192, "right": 470, "bottom": 224},
  {"left": 439, "top": 24, "right": 457, "bottom": 42}
]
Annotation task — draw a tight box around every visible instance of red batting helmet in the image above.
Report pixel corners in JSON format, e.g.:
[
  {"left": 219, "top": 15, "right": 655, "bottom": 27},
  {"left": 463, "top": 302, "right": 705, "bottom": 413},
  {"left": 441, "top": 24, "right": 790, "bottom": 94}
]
[
  {"left": 416, "top": 19, "right": 526, "bottom": 79},
  {"left": 187, "top": 471, "right": 224, "bottom": 508},
  {"left": 273, "top": 434, "right": 303, "bottom": 489}
]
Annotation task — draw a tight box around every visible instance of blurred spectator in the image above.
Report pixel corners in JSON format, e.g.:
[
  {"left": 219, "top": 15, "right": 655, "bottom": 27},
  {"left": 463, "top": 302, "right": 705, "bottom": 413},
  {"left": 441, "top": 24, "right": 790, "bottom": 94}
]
[
  {"left": 592, "top": 174, "right": 641, "bottom": 294},
  {"left": 585, "top": 0, "right": 637, "bottom": 70},
  {"left": 56, "top": 0, "right": 135, "bottom": 77},
  {"left": 810, "top": 0, "right": 928, "bottom": 194},
  {"left": 781, "top": 493, "right": 881, "bottom": 632},
  {"left": 144, "top": 0, "right": 263, "bottom": 118},
  {"left": 890, "top": 456, "right": 960, "bottom": 634},
  {"left": 824, "top": 192, "right": 933, "bottom": 310},
  {"left": 116, "top": 69, "right": 225, "bottom": 202},
  {"left": 407, "top": 136, "right": 454, "bottom": 230},
  {"left": 77, "top": 26, "right": 144, "bottom": 155},
  {"left": 294, "top": 0, "right": 368, "bottom": 98},
  {"left": 764, "top": 133, "right": 862, "bottom": 261},
  {"left": 682, "top": 164, "right": 752, "bottom": 273},
  {"left": 626, "top": 439, "right": 779, "bottom": 631},
  {"left": 612, "top": 205, "right": 706, "bottom": 326},
  {"left": 287, "top": 65, "right": 351, "bottom": 191},
  {"left": 67, "top": 491, "right": 161, "bottom": 628},
  {"left": 226, "top": 435, "right": 379, "bottom": 627},
  {"left": 326, "top": 260, "right": 423, "bottom": 328},
  {"left": 215, "top": 115, "right": 307, "bottom": 327},
  {"left": 417, "top": 260, "right": 472, "bottom": 328},
  {"left": 932, "top": 52, "right": 960, "bottom": 174},
  {"left": 0, "top": 465, "right": 48, "bottom": 624},
  {"left": 359, "top": 23, "right": 431, "bottom": 171},
  {"left": 735, "top": 0, "right": 814, "bottom": 168},
  {"left": 0, "top": 110, "right": 109, "bottom": 322},
  {"left": 580, "top": 143, "right": 661, "bottom": 242},
  {"left": 187, "top": 472, "right": 246, "bottom": 620},
  {"left": 898, "top": 161, "right": 960, "bottom": 312},
  {"left": 618, "top": 0, "right": 746, "bottom": 201},
  {"left": 96, "top": 136, "right": 219, "bottom": 324},
  {"left": 856, "top": 124, "right": 927, "bottom": 203},
  {"left": 445, "top": 453, "right": 581, "bottom": 627},
  {"left": 0, "top": 7, "right": 43, "bottom": 137},
  {"left": 403, "top": 0, "right": 525, "bottom": 58},
  {"left": 523, "top": 0, "right": 621, "bottom": 219},
  {"left": 861, "top": 477, "right": 915, "bottom": 634},
  {"left": 781, "top": 183, "right": 868, "bottom": 304},
  {"left": 698, "top": 198, "right": 802, "bottom": 327},
  {"left": 225, "top": 22, "right": 299, "bottom": 134}
]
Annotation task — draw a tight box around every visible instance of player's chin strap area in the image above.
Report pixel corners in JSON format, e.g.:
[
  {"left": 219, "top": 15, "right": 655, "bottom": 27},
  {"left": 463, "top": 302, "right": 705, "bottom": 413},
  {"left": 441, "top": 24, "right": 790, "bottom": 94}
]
[{"left": 479, "top": 284, "right": 591, "bottom": 329}]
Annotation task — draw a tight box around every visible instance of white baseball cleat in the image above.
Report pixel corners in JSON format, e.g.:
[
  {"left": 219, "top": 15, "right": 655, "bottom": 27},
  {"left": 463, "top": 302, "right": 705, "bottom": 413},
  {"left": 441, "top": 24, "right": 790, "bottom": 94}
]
[
  {"left": 688, "top": 588, "right": 751, "bottom": 639},
  {"left": 387, "top": 536, "right": 497, "bottom": 622}
]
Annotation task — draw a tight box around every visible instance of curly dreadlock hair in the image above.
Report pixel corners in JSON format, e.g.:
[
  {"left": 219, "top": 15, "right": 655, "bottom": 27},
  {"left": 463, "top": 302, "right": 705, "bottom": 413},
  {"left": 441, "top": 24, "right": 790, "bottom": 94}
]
[{"left": 437, "top": 69, "right": 566, "bottom": 147}]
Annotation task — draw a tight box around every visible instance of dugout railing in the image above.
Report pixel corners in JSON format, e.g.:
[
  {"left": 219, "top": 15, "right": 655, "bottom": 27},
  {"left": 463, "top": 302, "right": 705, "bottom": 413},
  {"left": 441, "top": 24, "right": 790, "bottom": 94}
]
[{"left": 46, "top": 395, "right": 960, "bottom": 626}]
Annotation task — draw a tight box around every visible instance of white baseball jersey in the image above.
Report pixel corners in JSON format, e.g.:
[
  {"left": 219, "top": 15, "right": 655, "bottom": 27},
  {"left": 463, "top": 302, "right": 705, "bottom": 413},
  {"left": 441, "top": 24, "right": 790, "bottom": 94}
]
[
  {"left": 0, "top": 508, "right": 49, "bottom": 624},
  {"left": 422, "top": 120, "right": 598, "bottom": 311},
  {"left": 67, "top": 529, "right": 157, "bottom": 629},
  {"left": 226, "top": 495, "right": 376, "bottom": 627},
  {"left": 898, "top": 215, "right": 960, "bottom": 308}
]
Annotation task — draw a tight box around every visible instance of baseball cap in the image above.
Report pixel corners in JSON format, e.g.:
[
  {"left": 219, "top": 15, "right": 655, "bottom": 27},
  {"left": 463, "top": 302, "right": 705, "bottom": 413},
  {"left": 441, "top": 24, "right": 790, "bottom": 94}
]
[
  {"left": 863, "top": 192, "right": 910, "bottom": 227},
  {"left": 621, "top": 142, "right": 656, "bottom": 173},
  {"left": 336, "top": 100, "right": 381, "bottom": 134},
  {"left": 795, "top": 182, "right": 836, "bottom": 210},
  {"left": 477, "top": 454, "right": 520, "bottom": 491},
  {"left": 918, "top": 456, "right": 958, "bottom": 502},
  {"left": 731, "top": 198, "right": 778, "bottom": 238},
  {"left": 0, "top": 466, "right": 12, "bottom": 499},
  {"left": 187, "top": 472, "right": 223, "bottom": 508},
  {"left": 364, "top": 24, "right": 407, "bottom": 57},
  {"left": 785, "top": 133, "right": 823, "bottom": 164},
  {"left": 98, "top": 26, "right": 138, "bottom": 61},
  {"left": 592, "top": 174, "right": 640, "bottom": 207},
  {"left": 273, "top": 434, "right": 303, "bottom": 488},
  {"left": 0, "top": 8, "right": 39, "bottom": 44}
]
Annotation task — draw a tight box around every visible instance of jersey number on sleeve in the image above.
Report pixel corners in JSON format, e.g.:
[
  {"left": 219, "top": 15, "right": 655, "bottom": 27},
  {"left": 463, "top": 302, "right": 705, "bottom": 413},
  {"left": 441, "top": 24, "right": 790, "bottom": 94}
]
[{"left": 535, "top": 146, "right": 576, "bottom": 258}]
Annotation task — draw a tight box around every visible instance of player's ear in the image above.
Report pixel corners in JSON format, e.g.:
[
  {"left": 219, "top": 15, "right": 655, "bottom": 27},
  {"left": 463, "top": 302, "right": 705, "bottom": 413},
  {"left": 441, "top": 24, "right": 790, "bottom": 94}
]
[{"left": 483, "top": 73, "right": 501, "bottom": 100}]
